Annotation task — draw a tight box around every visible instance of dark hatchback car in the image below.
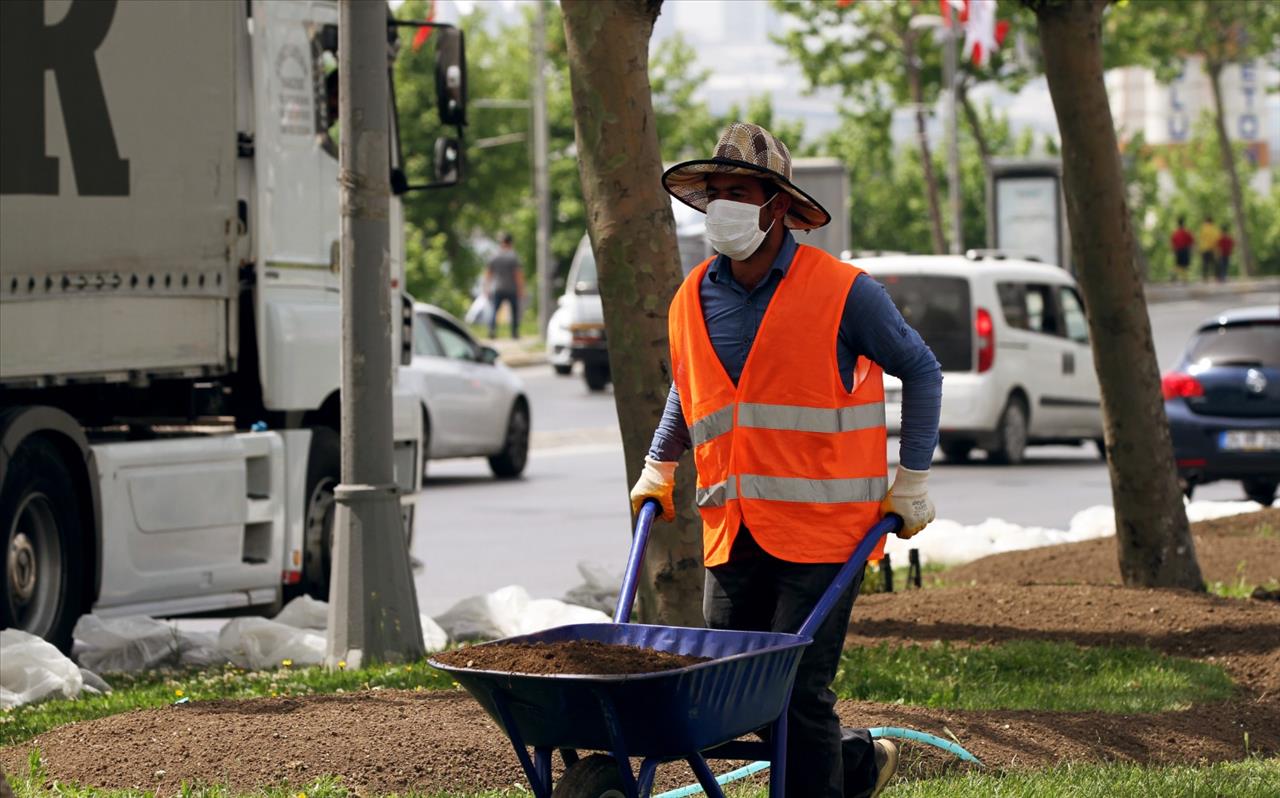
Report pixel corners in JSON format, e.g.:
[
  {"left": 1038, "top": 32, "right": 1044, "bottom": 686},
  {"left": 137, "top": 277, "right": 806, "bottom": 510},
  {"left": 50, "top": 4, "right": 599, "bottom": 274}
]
[{"left": 1163, "top": 306, "right": 1280, "bottom": 504}]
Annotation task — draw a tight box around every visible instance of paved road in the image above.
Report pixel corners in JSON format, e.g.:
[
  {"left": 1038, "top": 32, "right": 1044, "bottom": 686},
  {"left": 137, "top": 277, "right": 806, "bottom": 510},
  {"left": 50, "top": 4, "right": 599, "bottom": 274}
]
[{"left": 410, "top": 291, "right": 1279, "bottom": 615}]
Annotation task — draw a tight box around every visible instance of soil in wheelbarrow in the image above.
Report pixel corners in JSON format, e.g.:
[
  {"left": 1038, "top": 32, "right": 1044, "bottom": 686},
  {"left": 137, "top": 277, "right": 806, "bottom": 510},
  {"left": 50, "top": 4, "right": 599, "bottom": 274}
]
[{"left": 433, "top": 639, "right": 709, "bottom": 675}]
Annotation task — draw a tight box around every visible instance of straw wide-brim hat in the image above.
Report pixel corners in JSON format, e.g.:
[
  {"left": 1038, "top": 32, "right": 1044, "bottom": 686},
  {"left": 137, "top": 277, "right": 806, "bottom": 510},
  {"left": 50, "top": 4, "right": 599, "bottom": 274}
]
[{"left": 662, "top": 122, "right": 831, "bottom": 231}]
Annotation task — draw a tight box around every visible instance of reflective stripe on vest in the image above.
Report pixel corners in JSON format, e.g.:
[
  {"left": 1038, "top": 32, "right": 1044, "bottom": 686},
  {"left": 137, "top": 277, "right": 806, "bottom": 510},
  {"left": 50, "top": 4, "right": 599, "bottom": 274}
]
[
  {"left": 692, "top": 401, "right": 886, "bottom": 446},
  {"left": 697, "top": 474, "right": 888, "bottom": 508}
]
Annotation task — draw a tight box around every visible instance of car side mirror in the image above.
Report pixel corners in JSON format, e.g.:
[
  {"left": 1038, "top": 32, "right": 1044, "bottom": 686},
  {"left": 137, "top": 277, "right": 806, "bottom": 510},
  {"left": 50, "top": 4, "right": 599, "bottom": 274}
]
[
  {"left": 435, "top": 27, "right": 467, "bottom": 126},
  {"left": 479, "top": 345, "right": 499, "bottom": 365}
]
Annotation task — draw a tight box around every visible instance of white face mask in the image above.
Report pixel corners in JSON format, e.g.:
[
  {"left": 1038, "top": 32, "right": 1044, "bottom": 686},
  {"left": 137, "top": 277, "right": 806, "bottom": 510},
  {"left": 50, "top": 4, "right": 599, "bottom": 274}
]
[{"left": 705, "top": 194, "right": 778, "bottom": 261}]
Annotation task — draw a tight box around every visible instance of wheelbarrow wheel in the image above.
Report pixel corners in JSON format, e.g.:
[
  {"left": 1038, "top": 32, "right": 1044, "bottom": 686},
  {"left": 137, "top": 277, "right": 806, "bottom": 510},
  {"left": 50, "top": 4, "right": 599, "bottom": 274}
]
[{"left": 553, "top": 754, "right": 627, "bottom": 797}]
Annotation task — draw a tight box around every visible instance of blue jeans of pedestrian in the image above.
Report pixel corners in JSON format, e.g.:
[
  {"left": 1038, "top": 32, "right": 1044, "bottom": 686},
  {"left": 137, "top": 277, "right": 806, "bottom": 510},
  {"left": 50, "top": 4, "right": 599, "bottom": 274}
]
[
  {"left": 703, "top": 526, "right": 880, "bottom": 798},
  {"left": 490, "top": 290, "right": 520, "bottom": 339}
]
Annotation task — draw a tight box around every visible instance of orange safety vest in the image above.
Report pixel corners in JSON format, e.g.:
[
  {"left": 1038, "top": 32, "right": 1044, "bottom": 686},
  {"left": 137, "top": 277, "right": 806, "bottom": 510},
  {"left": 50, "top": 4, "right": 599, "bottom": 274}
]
[{"left": 669, "top": 245, "right": 888, "bottom": 567}]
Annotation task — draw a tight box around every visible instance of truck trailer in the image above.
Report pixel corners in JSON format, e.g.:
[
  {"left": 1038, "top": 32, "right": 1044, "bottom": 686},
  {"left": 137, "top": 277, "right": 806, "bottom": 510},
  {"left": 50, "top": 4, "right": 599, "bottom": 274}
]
[{"left": 0, "top": 0, "right": 452, "bottom": 649}]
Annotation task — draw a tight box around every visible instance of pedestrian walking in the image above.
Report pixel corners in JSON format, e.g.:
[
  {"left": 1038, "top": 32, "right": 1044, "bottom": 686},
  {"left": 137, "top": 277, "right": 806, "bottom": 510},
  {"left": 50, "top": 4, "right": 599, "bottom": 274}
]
[
  {"left": 629, "top": 123, "right": 943, "bottom": 798},
  {"left": 484, "top": 233, "right": 525, "bottom": 340},
  {"left": 1197, "top": 216, "right": 1221, "bottom": 282},
  {"left": 1216, "top": 226, "right": 1235, "bottom": 283},
  {"left": 1170, "top": 217, "right": 1193, "bottom": 283}
]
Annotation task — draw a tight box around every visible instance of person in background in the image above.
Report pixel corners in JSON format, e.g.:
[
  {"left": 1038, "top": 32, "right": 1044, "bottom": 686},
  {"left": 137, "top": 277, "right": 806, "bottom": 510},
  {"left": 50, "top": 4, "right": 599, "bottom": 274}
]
[
  {"left": 1216, "top": 226, "right": 1235, "bottom": 283},
  {"left": 484, "top": 233, "right": 525, "bottom": 340},
  {"left": 630, "top": 123, "right": 942, "bottom": 798},
  {"left": 1169, "top": 217, "right": 1193, "bottom": 283},
  {"left": 1197, "top": 216, "right": 1221, "bottom": 283}
]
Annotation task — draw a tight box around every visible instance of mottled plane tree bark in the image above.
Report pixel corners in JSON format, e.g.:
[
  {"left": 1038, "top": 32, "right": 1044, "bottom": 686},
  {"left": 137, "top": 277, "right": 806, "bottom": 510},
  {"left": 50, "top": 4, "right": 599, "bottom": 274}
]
[
  {"left": 1023, "top": 0, "right": 1202, "bottom": 589},
  {"left": 561, "top": 0, "right": 704, "bottom": 624}
]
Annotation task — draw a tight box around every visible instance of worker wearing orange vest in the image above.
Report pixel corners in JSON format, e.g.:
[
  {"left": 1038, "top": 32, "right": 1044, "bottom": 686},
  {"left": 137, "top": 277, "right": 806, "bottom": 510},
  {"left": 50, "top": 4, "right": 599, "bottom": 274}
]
[{"left": 631, "top": 124, "right": 942, "bottom": 798}]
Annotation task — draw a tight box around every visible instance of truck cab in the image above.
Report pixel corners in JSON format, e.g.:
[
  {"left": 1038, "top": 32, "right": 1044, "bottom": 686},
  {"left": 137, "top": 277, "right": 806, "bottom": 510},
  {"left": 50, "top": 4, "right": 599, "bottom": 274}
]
[{"left": 0, "top": 0, "right": 462, "bottom": 649}]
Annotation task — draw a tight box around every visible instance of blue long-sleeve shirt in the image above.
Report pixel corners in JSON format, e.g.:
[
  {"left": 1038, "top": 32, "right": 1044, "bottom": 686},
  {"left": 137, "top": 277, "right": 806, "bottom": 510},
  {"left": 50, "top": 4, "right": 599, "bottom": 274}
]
[{"left": 648, "top": 231, "right": 942, "bottom": 470}]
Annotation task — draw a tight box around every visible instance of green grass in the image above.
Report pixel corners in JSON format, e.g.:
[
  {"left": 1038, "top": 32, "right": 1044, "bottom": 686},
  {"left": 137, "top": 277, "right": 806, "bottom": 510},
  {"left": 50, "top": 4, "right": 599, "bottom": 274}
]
[
  {"left": 881, "top": 759, "right": 1280, "bottom": 798},
  {"left": 859, "top": 562, "right": 949, "bottom": 594},
  {"left": 1206, "top": 560, "right": 1280, "bottom": 599},
  {"left": 10, "top": 751, "right": 1278, "bottom": 798},
  {"left": 833, "top": 639, "right": 1235, "bottom": 712},
  {"left": 0, "top": 660, "right": 454, "bottom": 747}
]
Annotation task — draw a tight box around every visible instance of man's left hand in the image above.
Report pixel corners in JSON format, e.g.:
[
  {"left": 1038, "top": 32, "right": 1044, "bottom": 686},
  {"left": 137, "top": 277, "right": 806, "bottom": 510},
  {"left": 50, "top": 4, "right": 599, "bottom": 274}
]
[{"left": 880, "top": 465, "right": 935, "bottom": 538}]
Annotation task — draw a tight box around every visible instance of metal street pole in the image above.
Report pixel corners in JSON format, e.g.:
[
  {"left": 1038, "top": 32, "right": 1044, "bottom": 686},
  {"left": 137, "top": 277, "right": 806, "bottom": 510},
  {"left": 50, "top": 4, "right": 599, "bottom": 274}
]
[
  {"left": 945, "top": 26, "right": 963, "bottom": 255},
  {"left": 532, "top": 0, "right": 552, "bottom": 335},
  {"left": 327, "top": 0, "right": 425, "bottom": 667}
]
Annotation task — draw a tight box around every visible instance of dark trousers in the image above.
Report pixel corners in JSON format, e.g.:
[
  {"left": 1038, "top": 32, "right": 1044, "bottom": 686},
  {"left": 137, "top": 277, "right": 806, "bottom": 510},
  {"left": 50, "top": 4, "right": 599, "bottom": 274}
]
[
  {"left": 490, "top": 290, "right": 520, "bottom": 339},
  {"left": 1200, "top": 250, "right": 1216, "bottom": 282},
  {"left": 1217, "top": 254, "right": 1230, "bottom": 283},
  {"left": 703, "top": 527, "right": 879, "bottom": 798}
]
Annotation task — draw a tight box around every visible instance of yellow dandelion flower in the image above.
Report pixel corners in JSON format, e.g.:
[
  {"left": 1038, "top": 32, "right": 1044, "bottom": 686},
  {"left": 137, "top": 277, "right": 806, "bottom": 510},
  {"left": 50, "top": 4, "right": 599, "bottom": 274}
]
[
  {"left": 174, "top": 689, "right": 184, "bottom": 698},
  {"left": 337, "top": 660, "right": 347, "bottom": 670},
  {"left": 281, "top": 658, "right": 293, "bottom": 668}
]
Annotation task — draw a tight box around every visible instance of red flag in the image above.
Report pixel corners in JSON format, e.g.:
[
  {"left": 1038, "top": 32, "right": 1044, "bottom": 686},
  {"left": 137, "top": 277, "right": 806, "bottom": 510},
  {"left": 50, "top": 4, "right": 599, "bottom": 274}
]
[
  {"left": 411, "top": 0, "right": 437, "bottom": 51},
  {"left": 836, "top": 0, "right": 856, "bottom": 7}
]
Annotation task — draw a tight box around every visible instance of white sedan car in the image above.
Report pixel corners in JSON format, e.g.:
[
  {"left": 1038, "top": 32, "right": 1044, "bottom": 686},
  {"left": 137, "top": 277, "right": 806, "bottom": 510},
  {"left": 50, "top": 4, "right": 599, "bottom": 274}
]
[{"left": 399, "top": 303, "right": 530, "bottom": 480}]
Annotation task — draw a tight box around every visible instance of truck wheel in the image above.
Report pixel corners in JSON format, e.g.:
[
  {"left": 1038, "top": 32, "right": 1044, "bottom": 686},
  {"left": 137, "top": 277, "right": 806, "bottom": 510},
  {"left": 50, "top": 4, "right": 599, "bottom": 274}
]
[
  {"left": 299, "top": 427, "right": 340, "bottom": 601},
  {"left": 489, "top": 402, "right": 530, "bottom": 479},
  {"left": 552, "top": 754, "right": 627, "bottom": 797},
  {"left": 584, "top": 361, "right": 610, "bottom": 392},
  {"left": 1243, "top": 478, "right": 1277, "bottom": 507},
  {"left": 1, "top": 438, "right": 86, "bottom": 652},
  {"left": 987, "top": 396, "right": 1028, "bottom": 465}
]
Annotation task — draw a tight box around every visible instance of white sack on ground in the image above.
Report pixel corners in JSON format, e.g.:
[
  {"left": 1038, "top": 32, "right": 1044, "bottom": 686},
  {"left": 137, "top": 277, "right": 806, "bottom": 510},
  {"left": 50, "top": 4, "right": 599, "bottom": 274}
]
[
  {"left": 73, "top": 615, "right": 182, "bottom": 672},
  {"left": 274, "top": 595, "right": 447, "bottom": 652},
  {"left": 1, "top": 629, "right": 85, "bottom": 708},
  {"left": 885, "top": 498, "right": 1273, "bottom": 567},
  {"left": 73, "top": 614, "right": 222, "bottom": 673},
  {"left": 563, "top": 562, "right": 622, "bottom": 615},
  {"left": 435, "top": 585, "right": 609, "bottom": 642},
  {"left": 217, "top": 617, "right": 326, "bottom": 670},
  {"left": 273, "top": 595, "right": 328, "bottom": 630}
]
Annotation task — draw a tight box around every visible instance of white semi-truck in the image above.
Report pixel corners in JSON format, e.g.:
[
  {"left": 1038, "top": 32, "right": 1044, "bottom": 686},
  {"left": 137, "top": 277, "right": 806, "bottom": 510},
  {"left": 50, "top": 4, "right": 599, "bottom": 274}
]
[{"left": 0, "top": 0, "right": 459, "bottom": 649}]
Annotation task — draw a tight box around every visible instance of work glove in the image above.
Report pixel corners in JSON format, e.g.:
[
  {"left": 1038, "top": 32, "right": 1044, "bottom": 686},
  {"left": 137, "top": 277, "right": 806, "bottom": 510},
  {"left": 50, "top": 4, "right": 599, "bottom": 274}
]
[
  {"left": 880, "top": 464, "right": 935, "bottom": 539},
  {"left": 630, "top": 457, "right": 678, "bottom": 522}
]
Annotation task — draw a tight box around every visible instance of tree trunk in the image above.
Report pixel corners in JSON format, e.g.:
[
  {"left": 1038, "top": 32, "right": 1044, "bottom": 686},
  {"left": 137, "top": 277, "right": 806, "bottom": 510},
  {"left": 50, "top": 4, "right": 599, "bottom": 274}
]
[
  {"left": 905, "top": 31, "right": 948, "bottom": 254},
  {"left": 1033, "top": 0, "right": 1203, "bottom": 589},
  {"left": 1206, "top": 61, "right": 1256, "bottom": 278},
  {"left": 957, "top": 80, "right": 992, "bottom": 166},
  {"left": 561, "top": 0, "right": 705, "bottom": 625}
]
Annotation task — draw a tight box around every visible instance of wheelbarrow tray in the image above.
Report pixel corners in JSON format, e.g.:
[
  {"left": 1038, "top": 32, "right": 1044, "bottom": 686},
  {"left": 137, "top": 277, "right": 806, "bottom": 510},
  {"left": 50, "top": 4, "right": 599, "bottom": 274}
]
[{"left": 430, "top": 621, "right": 808, "bottom": 759}]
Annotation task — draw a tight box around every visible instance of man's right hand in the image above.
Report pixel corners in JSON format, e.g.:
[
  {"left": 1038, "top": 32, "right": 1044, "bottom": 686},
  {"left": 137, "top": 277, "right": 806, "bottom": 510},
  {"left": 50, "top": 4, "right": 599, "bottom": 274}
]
[{"left": 630, "top": 457, "right": 678, "bottom": 521}]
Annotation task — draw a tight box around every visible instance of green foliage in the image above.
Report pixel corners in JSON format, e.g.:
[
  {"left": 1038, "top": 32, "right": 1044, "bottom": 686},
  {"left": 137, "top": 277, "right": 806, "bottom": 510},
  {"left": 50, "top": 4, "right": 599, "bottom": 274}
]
[
  {"left": 1104, "top": 0, "right": 1280, "bottom": 80},
  {"left": 1127, "top": 115, "right": 1280, "bottom": 279},
  {"left": 0, "top": 661, "right": 455, "bottom": 747},
  {"left": 834, "top": 640, "right": 1234, "bottom": 712},
  {"left": 392, "top": 3, "right": 764, "bottom": 316}
]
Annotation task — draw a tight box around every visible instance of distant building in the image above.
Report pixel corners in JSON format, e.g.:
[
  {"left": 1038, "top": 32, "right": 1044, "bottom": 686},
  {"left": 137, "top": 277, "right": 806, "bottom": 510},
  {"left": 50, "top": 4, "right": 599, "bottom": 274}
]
[{"left": 1107, "top": 56, "right": 1276, "bottom": 192}]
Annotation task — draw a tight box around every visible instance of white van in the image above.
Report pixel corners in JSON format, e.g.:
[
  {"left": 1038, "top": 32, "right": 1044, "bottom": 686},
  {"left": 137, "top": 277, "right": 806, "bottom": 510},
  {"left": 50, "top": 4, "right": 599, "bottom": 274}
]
[
  {"left": 852, "top": 252, "right": 1105, "bottom": 464},
  {"left": 546, "top": 199, "right": 712, "bottom": 388}
]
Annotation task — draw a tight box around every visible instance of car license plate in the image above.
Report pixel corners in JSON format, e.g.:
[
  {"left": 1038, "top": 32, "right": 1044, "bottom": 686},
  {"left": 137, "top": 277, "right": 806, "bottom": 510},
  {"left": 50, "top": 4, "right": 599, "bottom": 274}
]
[{"left": 1219, "top": 430, "right": 1280, "bottom": 452}]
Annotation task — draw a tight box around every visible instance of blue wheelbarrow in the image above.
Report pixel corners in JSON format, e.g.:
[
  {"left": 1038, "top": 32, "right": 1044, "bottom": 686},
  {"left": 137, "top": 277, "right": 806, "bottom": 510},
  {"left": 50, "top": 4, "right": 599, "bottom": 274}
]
[{"left": 429, "top": 501, "right": 901, "bottom": 798}]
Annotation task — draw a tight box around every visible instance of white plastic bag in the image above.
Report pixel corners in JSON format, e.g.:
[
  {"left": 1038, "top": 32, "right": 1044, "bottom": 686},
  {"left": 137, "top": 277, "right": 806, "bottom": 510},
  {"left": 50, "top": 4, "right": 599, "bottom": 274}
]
[
  {"left": 563, "top": 561, "right": 623, "bottom": 615},
  {"left": 273, "top": 595, "right": 329, "bottom": 630},
  {"left": 419, "top": 613, "right": 449, "bottom": 652},
  {"left": 0, "top": 629, "right": 84, "bottom": 708},
  {"left": 73, "top": 615, "right": 182, "bottom": 672},
  {"left": 217, "top": 618, "right": 326, "bottom": 670},
  {"left": 434, "top": 585, "right": 609, "bottom": 642},
  {"left": 464, "top": 293, "right": 494, "bottom": 327}
]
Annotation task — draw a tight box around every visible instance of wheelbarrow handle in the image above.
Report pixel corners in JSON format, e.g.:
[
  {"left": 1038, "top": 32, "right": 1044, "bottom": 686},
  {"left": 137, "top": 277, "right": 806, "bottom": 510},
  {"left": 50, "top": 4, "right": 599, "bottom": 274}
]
[
  {"left": 616, "top": 500, "right": 902, "bottom": 632},
  {"left": 796, "top": 514, "right": 902, "bottom": 640},
  {"left": 614, "top": 499, "right": 660, "bottom": 624}
]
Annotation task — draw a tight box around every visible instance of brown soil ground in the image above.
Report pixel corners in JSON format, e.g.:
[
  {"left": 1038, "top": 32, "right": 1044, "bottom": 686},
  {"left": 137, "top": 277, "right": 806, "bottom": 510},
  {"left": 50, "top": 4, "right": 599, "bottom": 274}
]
[
  {"left": 5, "top": 561, "right": 1279, "bottom": 791},
  {"left": 3, "top": 690, "right": 1276, "bottom": 794},
  {"left": 433, "top": 640, "right": 707, "bottom": 675},
  {"left": 945, "top": 508, "right": 1280, "bottom": 591}
]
